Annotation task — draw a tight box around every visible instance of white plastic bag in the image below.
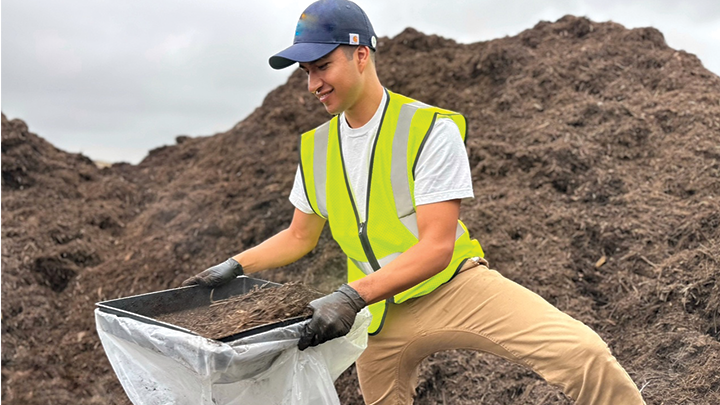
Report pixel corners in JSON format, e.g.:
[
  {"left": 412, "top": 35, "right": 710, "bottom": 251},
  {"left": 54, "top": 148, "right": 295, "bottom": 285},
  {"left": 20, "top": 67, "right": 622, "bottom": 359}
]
[{"left": 95, "top": 307, "right": 371, "bottom": 405}]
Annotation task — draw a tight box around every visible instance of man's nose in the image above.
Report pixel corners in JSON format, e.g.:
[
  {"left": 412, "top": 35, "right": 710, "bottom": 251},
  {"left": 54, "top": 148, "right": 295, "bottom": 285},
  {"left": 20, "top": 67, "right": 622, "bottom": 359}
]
[{"left": 307, "top": 71, "right": 322, "bottom": 94}]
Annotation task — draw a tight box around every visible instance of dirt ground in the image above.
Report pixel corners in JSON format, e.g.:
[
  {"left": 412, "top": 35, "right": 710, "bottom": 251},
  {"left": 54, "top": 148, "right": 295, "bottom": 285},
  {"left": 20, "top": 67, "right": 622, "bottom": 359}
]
[{"left": 2, "top": 15, "right": 719, "bottom": 405}]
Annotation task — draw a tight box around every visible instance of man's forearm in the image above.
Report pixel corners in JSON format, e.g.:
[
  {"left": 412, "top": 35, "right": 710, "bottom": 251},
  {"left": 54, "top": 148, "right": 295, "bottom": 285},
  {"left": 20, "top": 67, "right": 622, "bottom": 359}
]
[
  {"left": 231, "top": 228, "right": 317, "bottom": 274},
  {"left": 349, "top": 238, "right": 454, "bottom": 305}
]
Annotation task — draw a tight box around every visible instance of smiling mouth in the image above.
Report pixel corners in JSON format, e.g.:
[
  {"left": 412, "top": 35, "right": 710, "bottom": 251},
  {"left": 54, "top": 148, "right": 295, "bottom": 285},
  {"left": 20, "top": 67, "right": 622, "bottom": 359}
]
[{"left": 316, "top": 89, "right": 333, "bottom": 103}]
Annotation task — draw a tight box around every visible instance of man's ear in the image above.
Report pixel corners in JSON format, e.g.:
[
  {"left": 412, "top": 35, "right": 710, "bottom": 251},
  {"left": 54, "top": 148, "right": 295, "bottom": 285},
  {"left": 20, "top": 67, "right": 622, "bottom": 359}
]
[{"left": 356, "top": 45, "right": 370, "bottom": 72}]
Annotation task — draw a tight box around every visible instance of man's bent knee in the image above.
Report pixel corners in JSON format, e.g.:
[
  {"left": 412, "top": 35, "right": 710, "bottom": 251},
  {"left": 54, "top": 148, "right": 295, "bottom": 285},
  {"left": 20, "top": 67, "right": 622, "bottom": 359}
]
[{"left": 556, "top": 326, "right": 644, "bottom": 405}]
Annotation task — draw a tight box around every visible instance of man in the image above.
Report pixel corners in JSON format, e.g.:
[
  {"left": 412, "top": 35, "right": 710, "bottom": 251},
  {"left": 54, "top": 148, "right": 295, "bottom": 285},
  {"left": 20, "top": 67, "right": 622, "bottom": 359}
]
[{"left": 182, "top": 1, "right": 646, "bottom": 404}]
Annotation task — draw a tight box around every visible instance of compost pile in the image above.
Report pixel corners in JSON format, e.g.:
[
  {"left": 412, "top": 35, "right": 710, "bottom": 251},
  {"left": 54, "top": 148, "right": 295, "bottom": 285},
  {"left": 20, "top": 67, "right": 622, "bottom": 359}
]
[
  {"left": 2, "top": 15, "right": 719, "bottom": 405},
  {"left": 156, "top": 282, "right": 321, "bottom": 340}
]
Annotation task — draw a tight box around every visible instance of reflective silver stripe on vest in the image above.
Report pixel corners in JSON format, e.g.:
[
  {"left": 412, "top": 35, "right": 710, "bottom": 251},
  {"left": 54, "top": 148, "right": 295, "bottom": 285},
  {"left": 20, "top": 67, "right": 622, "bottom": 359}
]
[
  {"left": 313, "top": 122, "right": 330, "bottom": 218},
  {"left": 391, "top": 102, "right": 465, "bottom": 241},
  {"left": 391, "top": 101, "right": 429, "bottom": 218},
  {"left": 351, "top": 252, "right": 402, "bottom": 275}
]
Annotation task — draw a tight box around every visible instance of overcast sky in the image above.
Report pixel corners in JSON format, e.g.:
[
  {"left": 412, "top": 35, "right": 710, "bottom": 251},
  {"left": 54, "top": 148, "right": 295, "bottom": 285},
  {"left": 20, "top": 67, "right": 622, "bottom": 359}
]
[{"left": 3, "top": 0, "right": 719, "bottom": 164}]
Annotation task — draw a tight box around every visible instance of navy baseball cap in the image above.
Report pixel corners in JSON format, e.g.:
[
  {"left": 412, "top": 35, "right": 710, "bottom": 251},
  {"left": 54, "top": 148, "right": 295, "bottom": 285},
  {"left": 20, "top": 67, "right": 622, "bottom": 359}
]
[{"left": 269, "top": 0, "right": 377, "bottom": 70}]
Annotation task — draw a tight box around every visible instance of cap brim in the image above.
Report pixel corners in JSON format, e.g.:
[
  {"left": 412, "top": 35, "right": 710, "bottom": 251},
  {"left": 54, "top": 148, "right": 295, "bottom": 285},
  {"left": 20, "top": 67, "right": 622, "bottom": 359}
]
[{"left": 269, "top": 42, "right": 341, "bottom": 70}]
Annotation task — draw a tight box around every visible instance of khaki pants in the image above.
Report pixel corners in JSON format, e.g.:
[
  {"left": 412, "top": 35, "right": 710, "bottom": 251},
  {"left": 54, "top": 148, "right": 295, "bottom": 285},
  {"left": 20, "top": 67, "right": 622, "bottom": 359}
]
[{"left": 355, "top": 260, "right": 645, "bottom": 404}]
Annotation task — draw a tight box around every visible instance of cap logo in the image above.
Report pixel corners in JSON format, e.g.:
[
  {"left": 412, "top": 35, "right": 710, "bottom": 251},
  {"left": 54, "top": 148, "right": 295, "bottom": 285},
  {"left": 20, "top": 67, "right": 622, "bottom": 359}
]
[{"left": 349, "top": 33, "right": 359, "bottom": 45}]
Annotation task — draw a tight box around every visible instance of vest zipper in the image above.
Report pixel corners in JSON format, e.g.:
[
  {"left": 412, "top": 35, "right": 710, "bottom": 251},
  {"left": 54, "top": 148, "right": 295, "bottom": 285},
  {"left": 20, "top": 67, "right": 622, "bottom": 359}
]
[
  {"left": 359, "top": 222, "right": 380, "bottom": 271},
  {"left": 337, "top": 89, "right": 390, "bottom": 272}
]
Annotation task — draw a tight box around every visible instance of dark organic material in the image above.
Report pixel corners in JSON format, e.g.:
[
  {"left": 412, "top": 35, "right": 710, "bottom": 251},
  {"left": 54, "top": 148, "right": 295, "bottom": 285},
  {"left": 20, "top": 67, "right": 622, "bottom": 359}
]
[
  {"left": 156, "top": 282, "right": 322, "bottom": 340},
  {"left": 2, "top": 15, "right": 719, "bottom": 405}
]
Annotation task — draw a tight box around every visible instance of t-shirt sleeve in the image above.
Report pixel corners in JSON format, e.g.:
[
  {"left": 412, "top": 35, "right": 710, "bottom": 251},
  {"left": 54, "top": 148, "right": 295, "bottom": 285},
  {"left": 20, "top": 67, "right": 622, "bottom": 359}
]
[
  {"left": 289, "top": 165, "right": 316, "bottom": 214},
  {"left": 413, "top": 118, "right": 475, "bottom": 206}
]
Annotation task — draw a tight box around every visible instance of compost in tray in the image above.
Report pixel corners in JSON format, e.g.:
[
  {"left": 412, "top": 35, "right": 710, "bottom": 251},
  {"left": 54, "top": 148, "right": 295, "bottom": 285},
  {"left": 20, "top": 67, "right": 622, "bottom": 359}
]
[{"left": 155, "top": 282, "right": 323, "bottom": 340}]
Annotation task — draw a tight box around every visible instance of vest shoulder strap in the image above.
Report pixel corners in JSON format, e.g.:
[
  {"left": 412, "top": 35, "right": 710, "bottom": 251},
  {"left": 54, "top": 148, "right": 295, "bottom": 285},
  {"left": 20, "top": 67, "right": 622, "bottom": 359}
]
[{"left": 298, "top": 120, "right": 333, "bottom": 219}]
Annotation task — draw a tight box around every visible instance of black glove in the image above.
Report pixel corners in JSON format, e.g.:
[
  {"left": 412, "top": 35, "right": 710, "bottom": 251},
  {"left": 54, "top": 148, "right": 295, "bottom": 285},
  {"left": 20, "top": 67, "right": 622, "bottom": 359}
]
[
  {"left": 181, "top": 258, "right": 244, "bottom": 287},
  {"left": 298, "top": 284, "right": 366, "bottom": 350}
]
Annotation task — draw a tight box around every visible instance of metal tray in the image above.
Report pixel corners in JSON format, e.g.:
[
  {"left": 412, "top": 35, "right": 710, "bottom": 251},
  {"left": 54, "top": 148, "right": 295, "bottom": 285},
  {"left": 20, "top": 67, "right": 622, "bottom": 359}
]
[{"left": 95, "top": 276, "right": 309, "bottom": 342}]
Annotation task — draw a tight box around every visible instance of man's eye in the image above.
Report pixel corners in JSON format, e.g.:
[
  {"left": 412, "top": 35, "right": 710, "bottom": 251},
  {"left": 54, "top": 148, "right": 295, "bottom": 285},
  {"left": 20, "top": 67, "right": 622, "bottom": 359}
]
[{"left": 318, "top": 63, "right": 329, "bottom": 70}]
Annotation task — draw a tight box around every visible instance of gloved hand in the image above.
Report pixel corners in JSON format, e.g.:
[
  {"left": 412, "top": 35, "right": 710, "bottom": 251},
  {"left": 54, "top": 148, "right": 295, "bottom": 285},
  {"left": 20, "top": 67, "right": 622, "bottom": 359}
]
[
  {"left": 181, "top": 258, "right": 244, "bottom": 287},
  {"left": 298, "top": 284, "right": 366, "bottom": 350}
]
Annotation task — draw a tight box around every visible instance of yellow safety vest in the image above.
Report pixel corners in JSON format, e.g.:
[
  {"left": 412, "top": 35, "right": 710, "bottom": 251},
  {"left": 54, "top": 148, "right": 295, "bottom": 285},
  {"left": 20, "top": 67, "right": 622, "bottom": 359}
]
[{"left": 298, "top": 89, "right": 484, "bottom": 334}]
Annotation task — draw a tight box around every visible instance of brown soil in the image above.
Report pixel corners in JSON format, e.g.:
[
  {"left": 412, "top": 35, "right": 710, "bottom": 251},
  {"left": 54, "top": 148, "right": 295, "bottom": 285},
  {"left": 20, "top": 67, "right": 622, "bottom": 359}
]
[
  {"left": 155, "top": 282, "right": 321, "bottom": 340},
  {"left": 2, "top": 15, "right": 719, "bottom": 405}
]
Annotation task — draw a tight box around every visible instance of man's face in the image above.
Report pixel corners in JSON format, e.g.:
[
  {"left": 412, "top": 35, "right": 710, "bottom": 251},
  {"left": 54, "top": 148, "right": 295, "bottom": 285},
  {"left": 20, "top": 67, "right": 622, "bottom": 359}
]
[{"left": 299, "top": 47, "right": 362, "bottom": 116}]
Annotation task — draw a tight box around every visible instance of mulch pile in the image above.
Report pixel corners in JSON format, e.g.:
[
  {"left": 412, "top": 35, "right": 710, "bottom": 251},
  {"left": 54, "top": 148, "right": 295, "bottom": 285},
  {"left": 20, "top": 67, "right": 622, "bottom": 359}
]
[
  {"left": 2, "top": 15, "right": 719, "bottom": 405},
  {"left": 155, "top": 282, "right": 321, "bottom": 340}
]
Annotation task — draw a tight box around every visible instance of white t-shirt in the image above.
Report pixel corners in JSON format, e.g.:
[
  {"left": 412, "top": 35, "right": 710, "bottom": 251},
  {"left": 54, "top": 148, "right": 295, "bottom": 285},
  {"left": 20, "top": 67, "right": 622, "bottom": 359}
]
[{"left": 289, "top": 91, "right": 474, "bottom": 220}]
